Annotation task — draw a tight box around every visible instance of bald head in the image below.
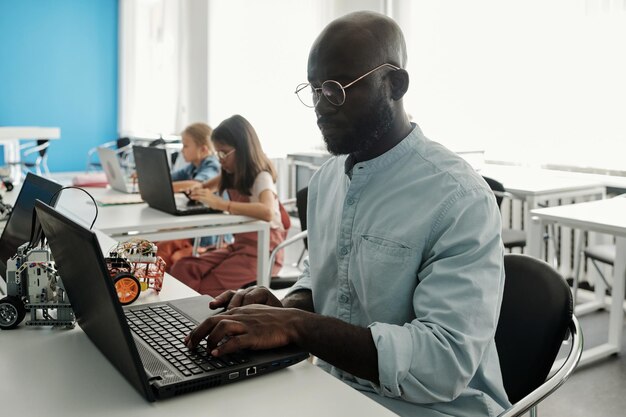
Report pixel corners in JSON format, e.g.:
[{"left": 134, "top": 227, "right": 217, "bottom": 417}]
[
  {"left": 308, "top": 11, "right": 407, "bottom": 75},
  {"left": 305, "top": 11, "right": 412, "bottom": 161}
]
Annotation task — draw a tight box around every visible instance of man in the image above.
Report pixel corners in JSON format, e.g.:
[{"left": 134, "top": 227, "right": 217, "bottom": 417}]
[{"left": 186, "top": 11, "right": 510, "bottom": 417}]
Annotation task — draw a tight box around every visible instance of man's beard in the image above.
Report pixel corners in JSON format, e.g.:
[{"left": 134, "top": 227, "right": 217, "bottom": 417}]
[{"left": 323, "top": 97, "right": 394, "bottom": 156}]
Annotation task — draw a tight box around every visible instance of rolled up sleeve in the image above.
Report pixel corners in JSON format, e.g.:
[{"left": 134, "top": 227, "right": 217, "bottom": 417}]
[
  {"left": 285, "top": 256, "right": 313, "bottom": 295},
  {"left": 369, "top": 189, "right": 505, "bottom": 403}
]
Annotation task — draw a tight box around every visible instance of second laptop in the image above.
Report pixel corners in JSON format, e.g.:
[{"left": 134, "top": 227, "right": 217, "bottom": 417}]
[{"left": 133, "top": 145, "right": 222, "bottom": 216}]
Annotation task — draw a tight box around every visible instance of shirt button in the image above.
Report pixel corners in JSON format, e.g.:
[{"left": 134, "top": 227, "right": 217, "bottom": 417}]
[
  {"left": 347, "top": 198, "right": 355, "bottom": 205},
  {"left": 340, "top": 247, "right": 349, "bottom": 255},
  {"left": 339, "top": 294, "right": 349, "bottom": 303}
]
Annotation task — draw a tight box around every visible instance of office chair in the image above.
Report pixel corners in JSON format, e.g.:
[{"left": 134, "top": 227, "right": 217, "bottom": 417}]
[
  {"left": 86, "top": 137, "right": 132, "bottom": 171},
  {"left": 570, "top": 194, "right": 624, "bottom": 306},
  {"left": 147, "top": 137, "right": 184, "bottom": 170},
  {"left": 496, "top": 254, "right": 583, "bottom": 417},
  {"left": 263, "top": 187, "right": 309, "bottom": 290},
  {"left": 482, "top": 176, "right": 527, "bottom": 250},
  {"left": 572, "top": 243, "right": 616, "bottom": 306},
  {"left": 6, "top": 140, "right": 51, "bottom": 178},
  {"left": 240, "top": 187, "right": 308, "bottom": 291}
]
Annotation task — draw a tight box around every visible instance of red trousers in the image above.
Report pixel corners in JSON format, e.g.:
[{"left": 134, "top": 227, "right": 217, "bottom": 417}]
[
  {"left": 168, "top": 188, "right": 288, "bottom": 297},
  {"left": 169, "top": 237, "right": 283, "bottom": 297}
]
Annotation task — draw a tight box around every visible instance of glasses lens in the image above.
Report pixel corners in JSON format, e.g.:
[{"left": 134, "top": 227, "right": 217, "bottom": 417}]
[
  {"left": 295, "top": 83, "right": 317, "bottom": 108},
  {"left": 321, "top": 81, "right": 345, "bottom": 106}
]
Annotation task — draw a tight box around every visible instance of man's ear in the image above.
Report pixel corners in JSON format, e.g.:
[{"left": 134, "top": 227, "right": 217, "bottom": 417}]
[{"left": 389, "top": 69, "right": 409, "bottom": 101}]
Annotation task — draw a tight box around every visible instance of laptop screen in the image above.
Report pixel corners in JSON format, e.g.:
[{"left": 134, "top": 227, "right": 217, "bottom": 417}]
[
  {"left": 133, "top": 146, "right": 177, "bottom": 213},
  {"left": 34, "top": 200, "right": 153, "bottom": 400},
  {"left": 0, "top": 173, "right": 62, "bottom": 280},
  {"left": 133, "top": 145, "right": 221, "bottom": 215}
]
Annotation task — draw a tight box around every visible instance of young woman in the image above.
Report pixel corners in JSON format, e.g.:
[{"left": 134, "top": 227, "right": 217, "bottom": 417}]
[
  {"left": 157, "top": 122, "right": 221, "bottom": 267},
  {"left": 170, "top": 115, "right": 288, "bottom": 296}
]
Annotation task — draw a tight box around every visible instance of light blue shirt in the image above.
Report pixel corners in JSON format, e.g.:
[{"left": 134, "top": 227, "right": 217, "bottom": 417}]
[
  {"left": 288, "top": 125, "right": 511, "bottom": 417},
  {"left": 170, "top": 155, "right": 220, "bottom": 182}
]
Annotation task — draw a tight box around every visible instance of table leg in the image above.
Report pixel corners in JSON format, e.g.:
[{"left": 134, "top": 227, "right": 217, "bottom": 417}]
[
  {"left": 573, "top": 229, "right": 609, "bottom": 316},
  {"left": 577, "top": 236, "right": 624, "bottom": 366},
  {"left": 3, "top": 139, "right": 22, "bottom": 183},
  {"left": 607, "top": 237, "right": 626, "bottom": 347},
  {"left": 527, "top": 215, "right": 544, "bottom": 259}
]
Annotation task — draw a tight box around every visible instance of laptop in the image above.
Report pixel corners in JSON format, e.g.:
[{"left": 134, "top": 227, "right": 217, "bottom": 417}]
[
  {"left": 0, "top": 173, "right": 62, "bottom": 282},
  {"left": 133, "top": 145, "right": 221, "bottom": 216},
  {"left": 34, "top": 200, "right": 308, "bottom": 401},
  {"left": 97, "top": 146, "right": 139, "bottom": 194}
]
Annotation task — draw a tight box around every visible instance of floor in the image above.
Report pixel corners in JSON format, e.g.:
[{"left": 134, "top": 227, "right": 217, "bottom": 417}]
[{"left": 539, "top": 302, "right": 626, "bottom": 417}]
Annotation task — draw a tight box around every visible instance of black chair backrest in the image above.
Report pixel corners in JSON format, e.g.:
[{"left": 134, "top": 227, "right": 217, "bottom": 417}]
[
  {"left": 496, "top": 254, "right": 573, "bottom": 404},
  {"left": 482, "top": 176, "right": 505, "bottom": 208},
  {"left": 148, "top": 138, "right": 166, "bottom": 147},
  {"left": 36, "top": 139, "right": 49, "bottom": 157},
  {"left": 116, "top": 137, "right": 131, "bottom": 149},
  {"left": 296, "top": 187, "right": 308, "bottom": 248}
]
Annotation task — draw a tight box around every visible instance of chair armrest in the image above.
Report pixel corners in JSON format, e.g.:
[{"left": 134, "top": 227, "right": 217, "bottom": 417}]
[
  {"left": 281, "top": 197, "right": 297, "bottom": 207},
  {"left": 87, "top": 141, "right": 118, "bottom": 157},
  {"left": 497, "top": 315, "right": 583, "bottom": 417},
  {"left": 267, "top": 230, "right": 308, "bottom": 278},
  {"left": 492, "top": 190, "right": 517, "bottom": 200}
]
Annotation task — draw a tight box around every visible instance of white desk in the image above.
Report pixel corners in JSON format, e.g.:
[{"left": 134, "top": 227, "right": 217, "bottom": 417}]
[
  {"left": 0, "top": 230, "right": 397, "bottom": 417},
  {"left": 480, "top": 165, "right": 607, "bottom": 256},
  {"left": 54, "top": 187, "right": 272, "bottom": 287},
  {"left": 528, "top": 197, "right": 626, "bottom": 366},
  {"left": 0, "top": 126, "right": 61, "bottom": 183}
]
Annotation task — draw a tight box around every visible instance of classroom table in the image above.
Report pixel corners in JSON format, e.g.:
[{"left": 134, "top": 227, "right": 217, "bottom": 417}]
[
  {"left": 528, "top": 197, "right": 626, "bottom": 366},
  {"left": 0, "top": 229, "right": 398, "bottom": 417},
  {"left": 0, "top": 126, "right": 61, "bottom": 183},
  {"left": 52, "top": 186, "right": 272, "bottom": 287}
]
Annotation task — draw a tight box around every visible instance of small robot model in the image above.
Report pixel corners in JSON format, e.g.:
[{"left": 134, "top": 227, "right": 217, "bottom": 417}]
[
  {"left": 0, "top": 242, "right": 75, "bottom": 330},
  {"left": 105, "top": 238, "right": 166, "bottom": 305}
]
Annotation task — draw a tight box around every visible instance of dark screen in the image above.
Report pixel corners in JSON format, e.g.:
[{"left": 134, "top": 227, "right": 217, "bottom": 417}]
[
  {"left": 0, "top": 173, "right": 62, "bottom": 279},
  {"left": 34, "top": 201, "right": 152, "bottom": 400}
]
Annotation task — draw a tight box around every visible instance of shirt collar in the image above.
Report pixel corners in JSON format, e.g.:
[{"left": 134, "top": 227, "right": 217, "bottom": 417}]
[{"left": 344, "top": 123, "right": 423, "bottom": 177}]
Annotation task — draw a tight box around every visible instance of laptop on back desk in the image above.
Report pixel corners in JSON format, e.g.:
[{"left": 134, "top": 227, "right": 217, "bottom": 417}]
[
  {"left": 98, "top": 146, "right": 139, "bottom": 194},
  {"left": 133, "top": 145, "right": 221, "bottom": 216},
  {"left": 35, "top": 201, "right": 308, "bottom": 401}
]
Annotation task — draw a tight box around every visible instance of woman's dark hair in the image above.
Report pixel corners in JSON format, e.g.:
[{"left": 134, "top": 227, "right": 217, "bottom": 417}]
[{"left": 212, "top": 114, "right": 276, "bottom": 196}]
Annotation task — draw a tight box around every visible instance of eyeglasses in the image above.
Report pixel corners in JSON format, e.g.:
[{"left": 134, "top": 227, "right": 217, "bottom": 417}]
[
  {"left": 295, "top": 63, "right": 400, "bottom": 108},
  {"left": 216, "top": 149, "right": 235, "bottom": 160}
]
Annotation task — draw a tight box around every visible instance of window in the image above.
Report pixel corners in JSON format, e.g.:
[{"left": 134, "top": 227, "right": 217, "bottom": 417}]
[
  {"left": 397, "top": 0, "right": 626, "bottom": 172},
  {"left": 206, "top": 0, "right": 323, "bottom": 158}
]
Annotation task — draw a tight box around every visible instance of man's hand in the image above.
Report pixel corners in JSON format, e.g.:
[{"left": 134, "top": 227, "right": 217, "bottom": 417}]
[
  {"left": 209, "top": 286, "right": 283, "bottom": 310},
  {"left": 184, "top": 305, "right": 305, "bottom": 356}
]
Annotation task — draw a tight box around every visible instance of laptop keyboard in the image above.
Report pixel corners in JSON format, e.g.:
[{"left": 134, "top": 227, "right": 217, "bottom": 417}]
[{"left": 125, "top": 305, "right": 249, "bottom": 377}]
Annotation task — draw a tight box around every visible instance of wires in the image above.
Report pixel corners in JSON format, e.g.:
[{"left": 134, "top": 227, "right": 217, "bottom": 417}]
[
  {"left": 28, "top": 186, "right": 99, "bottom": 250},
  {"left": 49, "top": 186, "right": 99, "bottom": 230}
]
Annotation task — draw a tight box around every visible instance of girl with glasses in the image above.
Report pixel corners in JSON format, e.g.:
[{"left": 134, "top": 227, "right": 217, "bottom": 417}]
[{"left": 170, "top": 115, "right": 289, "bottom": 296}]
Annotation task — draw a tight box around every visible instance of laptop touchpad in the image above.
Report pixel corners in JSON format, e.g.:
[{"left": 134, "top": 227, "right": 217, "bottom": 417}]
[{"left": 169, "top": 295, "right": 224, "bottom": 323}]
